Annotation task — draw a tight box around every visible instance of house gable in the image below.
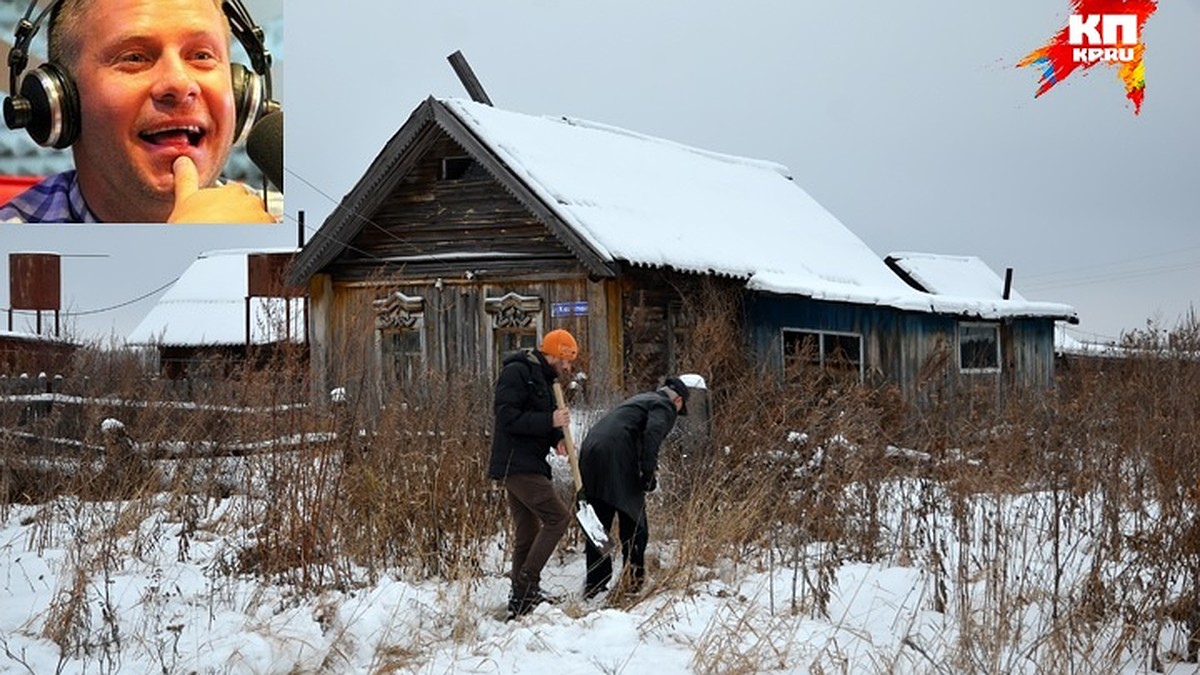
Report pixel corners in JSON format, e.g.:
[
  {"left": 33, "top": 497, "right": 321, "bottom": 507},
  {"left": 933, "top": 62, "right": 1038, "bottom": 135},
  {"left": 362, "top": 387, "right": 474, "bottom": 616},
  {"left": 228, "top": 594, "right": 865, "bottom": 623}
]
[
  {"left": 289, "top": 98, "right": 615, "bottom": 285},
  {"left": 323, "top": 127, "right": 589, "bottom": 281}
]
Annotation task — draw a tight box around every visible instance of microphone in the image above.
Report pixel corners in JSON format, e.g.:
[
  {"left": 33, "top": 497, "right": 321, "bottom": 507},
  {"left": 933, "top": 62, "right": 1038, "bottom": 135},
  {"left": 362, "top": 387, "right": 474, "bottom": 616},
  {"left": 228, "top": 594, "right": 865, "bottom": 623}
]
[{"left": 246, "top": 110, "right": 283, "bottom": 193}]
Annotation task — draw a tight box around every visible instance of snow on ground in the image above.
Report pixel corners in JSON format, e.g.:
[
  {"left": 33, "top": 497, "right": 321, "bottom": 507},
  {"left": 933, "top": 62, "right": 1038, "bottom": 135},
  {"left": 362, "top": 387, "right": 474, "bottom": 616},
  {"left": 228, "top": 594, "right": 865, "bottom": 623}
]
[
  {"left": 2, "top": 463, "right": 1199, "bottom": 673},
  {"left": 0, "top": 495, "right": 946, "bottom": 674}
]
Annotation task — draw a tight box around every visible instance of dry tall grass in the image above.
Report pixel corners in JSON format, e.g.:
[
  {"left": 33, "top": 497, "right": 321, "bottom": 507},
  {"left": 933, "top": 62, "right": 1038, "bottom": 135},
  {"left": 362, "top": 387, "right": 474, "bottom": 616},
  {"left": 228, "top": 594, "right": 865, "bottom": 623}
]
[{"left": 2, "top": 308, "right": 1199, "bottom": 672}]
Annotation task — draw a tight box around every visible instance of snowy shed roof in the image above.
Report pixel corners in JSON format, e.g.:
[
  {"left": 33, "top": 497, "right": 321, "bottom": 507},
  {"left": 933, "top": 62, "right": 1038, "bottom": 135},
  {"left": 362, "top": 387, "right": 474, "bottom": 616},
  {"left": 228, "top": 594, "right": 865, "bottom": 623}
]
[
  {"left": 0, "top": 329, "right": 74, "bottom": 345},
  {"left": 882, "top": 251, "right": 1077, "bottom": 323},
  {"left": 293, "top": 97, "right": 1076, "bottom": 323},
  {"left": 885, "top": 252, "right": 1025, "bottom": 300},
  {"left": 127, "top": 248, "right": 304, "bottom": 347}
]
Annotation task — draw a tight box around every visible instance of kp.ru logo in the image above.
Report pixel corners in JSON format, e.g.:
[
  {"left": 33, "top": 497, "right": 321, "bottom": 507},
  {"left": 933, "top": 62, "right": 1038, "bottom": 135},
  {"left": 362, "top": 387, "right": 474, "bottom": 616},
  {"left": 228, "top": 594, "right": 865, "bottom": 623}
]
[
  {"left": 1018, "top": 0, "right": 1158, "bottom": 114},
  {"left": 1069, "top": 14, "right": 1138, "bottom": 63}
]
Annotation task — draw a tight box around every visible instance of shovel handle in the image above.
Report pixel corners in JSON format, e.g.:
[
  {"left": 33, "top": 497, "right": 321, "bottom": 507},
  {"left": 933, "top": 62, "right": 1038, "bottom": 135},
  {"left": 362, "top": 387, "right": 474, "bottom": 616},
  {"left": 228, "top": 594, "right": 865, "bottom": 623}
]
[{"left": 552, "top": 382, "right": 585, "bottom": 493}]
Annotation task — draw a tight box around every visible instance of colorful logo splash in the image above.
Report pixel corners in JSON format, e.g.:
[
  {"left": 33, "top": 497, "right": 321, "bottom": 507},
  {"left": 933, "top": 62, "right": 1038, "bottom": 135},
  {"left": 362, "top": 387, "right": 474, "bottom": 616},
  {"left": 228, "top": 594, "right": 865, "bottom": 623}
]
[{"left": 1018, "top": 0, "right": 1158, "bottom": 114}]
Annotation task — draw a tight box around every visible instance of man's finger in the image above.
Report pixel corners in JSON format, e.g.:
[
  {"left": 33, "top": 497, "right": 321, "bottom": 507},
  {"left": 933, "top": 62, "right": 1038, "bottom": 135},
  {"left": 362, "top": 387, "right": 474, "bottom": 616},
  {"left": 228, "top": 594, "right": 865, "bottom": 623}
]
[{"left": 172, "top": 156, "right": 199, "bottom": 207}]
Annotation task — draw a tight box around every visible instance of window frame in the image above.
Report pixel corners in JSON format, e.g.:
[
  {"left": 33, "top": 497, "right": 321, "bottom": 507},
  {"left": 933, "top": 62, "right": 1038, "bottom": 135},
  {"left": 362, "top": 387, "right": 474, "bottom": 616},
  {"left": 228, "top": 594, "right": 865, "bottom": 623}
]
[
  {"left": 440, "top": 156, "right": 480, "bottom": 181},
  {"left": 373, "top": 291, "right": 427, "bottom": 391},
  {"left": 380, "top": 326, "right": 425, "bottom": 385},
  {"left": 957, "top": 322, "right": 1001, "bottom": 374},
  {"left": 484, "top": 292, "right": 544, "bottom": 377},
  {"left": 780, "top": 327, "right": 864, "bottom": 382}
]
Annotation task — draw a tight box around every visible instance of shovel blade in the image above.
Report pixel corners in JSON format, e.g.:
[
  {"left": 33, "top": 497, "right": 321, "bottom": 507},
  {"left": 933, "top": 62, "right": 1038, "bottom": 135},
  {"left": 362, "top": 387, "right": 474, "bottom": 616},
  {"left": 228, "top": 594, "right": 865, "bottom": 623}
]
[{"left": 575, "top": 501, "right": 614, "bottom": 554}]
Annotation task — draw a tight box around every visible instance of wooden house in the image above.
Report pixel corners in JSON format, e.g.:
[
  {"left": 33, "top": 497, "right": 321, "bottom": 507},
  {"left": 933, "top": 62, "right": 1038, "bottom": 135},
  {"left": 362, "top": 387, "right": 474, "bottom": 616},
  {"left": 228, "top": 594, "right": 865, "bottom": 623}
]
[
  {"left": 0, "top": 330, "right": 77, "bottom": 381},
  {"left": 287, "top": 97, "right": 1077, "bottom": 404},
  {"left": 128, "top": 249, "right": 306, "bottom": 380}
]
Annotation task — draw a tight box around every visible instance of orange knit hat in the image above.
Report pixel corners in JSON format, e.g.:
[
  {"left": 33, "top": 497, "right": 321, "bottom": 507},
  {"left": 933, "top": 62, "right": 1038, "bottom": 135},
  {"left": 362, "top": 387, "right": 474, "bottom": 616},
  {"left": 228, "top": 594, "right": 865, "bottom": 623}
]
[{"left": 540, "top": 329, "right": 579, "bottom": 361}]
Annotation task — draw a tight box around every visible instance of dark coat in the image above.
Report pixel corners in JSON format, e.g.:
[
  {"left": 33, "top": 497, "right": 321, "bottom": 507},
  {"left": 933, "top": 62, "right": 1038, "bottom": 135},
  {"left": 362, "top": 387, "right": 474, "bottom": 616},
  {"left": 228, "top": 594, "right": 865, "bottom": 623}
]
[
  {"left": 488, "top": 348, "right": 564, "bottom": 479},
  {"left": 579, "top": 390, "right": 678, "bottom": 517}
]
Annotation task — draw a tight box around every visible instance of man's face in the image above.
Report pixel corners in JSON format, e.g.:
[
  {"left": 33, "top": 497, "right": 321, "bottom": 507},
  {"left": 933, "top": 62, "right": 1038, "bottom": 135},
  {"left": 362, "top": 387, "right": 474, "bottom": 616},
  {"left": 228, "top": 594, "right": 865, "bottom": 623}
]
[
  {"left": 70, "top": 0, "right": 235, "bottom": 221},
  {"left": 548, "top": 356, "right": 574, "bottom": 380}
]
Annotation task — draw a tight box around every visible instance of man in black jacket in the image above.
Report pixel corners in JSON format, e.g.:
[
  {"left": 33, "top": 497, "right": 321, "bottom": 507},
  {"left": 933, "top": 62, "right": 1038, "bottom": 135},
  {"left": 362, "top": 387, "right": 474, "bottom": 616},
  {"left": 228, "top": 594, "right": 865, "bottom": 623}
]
[
  {"left": 489, "top": 329, "right": 579, "bottom": 619},
  {"left": 579, "top": 376, "right": 689, "bottom": 599}
]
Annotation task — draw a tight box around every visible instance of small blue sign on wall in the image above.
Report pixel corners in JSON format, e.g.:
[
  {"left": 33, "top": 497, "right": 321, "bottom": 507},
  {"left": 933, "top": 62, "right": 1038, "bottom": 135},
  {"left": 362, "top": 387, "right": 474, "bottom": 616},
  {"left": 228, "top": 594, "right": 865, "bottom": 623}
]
[{"left": 551, "top": 300, "right": 589, "bottom": 318}]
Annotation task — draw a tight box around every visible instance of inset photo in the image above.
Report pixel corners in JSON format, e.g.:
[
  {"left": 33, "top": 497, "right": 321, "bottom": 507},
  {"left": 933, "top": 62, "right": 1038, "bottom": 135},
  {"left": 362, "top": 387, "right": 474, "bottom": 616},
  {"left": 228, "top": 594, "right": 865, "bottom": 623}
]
[{"left": 0, "top": 0, "right": 282, "bottom": 223}]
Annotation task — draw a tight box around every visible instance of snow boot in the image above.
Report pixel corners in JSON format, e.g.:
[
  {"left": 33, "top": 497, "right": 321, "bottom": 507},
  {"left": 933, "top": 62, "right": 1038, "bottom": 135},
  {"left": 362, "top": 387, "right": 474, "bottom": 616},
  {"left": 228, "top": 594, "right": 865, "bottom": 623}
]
[
  {"left": 505, "top": 571, "right": 556, "bottom": 620},
  {"left": 583, "top": 582, "right": 607, "bottom": 600}
]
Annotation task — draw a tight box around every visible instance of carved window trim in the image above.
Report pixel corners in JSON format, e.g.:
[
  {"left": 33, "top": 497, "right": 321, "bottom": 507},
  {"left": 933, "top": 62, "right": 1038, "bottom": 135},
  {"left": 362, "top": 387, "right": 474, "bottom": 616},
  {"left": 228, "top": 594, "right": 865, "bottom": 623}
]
[
  {"left": 484, "top": 292, "right": 543, "bottom": 329},
  {"left": 484, "top": 292, "right": 543, "bottom": 374},
  {"left": 374, "top": 291, "right": 426, "bottom": 331},
  {"left": 373, "top": 292, "right": 427, "bottom": 391}
]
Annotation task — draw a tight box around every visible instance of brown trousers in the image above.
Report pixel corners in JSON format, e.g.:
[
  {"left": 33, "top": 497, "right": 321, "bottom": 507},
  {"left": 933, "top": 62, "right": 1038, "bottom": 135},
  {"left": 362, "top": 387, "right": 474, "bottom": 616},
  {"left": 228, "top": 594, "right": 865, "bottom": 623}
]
[{"left": 503, "top": 473, "right": 569, "bottom": 588}]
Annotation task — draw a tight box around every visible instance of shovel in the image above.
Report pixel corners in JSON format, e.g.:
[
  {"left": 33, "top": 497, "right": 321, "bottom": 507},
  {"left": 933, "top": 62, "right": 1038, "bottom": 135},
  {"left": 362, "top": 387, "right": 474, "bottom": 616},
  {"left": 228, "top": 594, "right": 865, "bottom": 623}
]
[{"left": 553, "top": 382, "right": 615, "bottom": 554}]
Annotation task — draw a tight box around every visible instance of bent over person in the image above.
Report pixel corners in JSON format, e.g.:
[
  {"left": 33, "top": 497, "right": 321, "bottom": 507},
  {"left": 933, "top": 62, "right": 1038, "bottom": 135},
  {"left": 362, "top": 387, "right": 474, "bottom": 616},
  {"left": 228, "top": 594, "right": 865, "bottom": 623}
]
[
  {"left": 579, "top": 376, "right": 688, "bottom": 599},
  {"left": 488, "top": 329, "right": 579, "bottom": 619}
]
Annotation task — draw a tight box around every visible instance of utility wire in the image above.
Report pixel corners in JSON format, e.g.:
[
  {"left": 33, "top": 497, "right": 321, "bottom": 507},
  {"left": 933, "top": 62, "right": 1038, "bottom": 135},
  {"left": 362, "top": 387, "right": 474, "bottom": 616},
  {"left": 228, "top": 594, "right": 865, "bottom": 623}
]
[
  {"left": 2, "top": 277, "right": 178, "bottom": 318},
  {"left": 1023, "top": 258, "right": 1200, "bottom": 291},
  {"left": 280, "top": 143, "right": 527, "bottom": 270},
  {"left": 1022, "top": 243, "right": 1200, "bottom": 282},
  {"left": 281, "top": 170, "right": 402, "bottom": 264},
  {"left": 1062, "top": 325, "right": 1121, "bottom": 344},
  {"left": 68, "top": 277, "right": 180, "bottom": 316}
]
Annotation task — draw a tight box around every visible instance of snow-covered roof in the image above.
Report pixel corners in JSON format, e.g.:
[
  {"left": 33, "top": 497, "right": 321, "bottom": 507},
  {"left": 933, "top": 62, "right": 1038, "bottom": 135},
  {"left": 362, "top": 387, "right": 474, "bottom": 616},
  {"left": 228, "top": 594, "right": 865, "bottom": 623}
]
[
  {"left": 127, "top": 248, "right": 304, "bottom": 347},
  {"left": 443, "top": 100, "right": 1075, "bottom": 322},
  {"left": 885, "top": 252, "right": 1024, "bottom": 300},
  {"left": 0, "top": 329, "right": 73, "bottom": 345},
  {"left": 297, "top": 98, "right": 1076, "bottom": 323}
]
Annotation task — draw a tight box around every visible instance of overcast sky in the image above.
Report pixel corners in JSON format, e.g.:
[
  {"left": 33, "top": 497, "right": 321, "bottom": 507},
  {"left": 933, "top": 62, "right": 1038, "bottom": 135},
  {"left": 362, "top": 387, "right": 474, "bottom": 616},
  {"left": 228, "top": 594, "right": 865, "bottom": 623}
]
[{"left": 3, "top": 0, "right": 1198, "bottom": 344}]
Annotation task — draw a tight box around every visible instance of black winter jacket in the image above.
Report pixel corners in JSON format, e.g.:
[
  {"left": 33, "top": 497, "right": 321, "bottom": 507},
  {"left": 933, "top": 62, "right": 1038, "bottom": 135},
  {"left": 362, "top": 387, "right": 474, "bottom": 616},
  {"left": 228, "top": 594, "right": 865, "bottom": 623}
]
[
  {"left": 488, "top": 349, "right": 564, "bottom": 480},
  {"left": 579, "top": 390, "right": 678, "bottom": 517}
]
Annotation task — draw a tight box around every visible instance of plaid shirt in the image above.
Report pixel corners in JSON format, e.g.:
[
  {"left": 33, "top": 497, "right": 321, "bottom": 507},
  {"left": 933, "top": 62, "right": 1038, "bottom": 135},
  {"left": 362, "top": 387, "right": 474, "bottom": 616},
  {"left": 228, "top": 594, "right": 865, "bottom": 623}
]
[
  {"left": 0, "top": 170, "right": 99, "bottom": 223},
  {"left": 0, "top": 170, "right": 281, "bottom": 223}
]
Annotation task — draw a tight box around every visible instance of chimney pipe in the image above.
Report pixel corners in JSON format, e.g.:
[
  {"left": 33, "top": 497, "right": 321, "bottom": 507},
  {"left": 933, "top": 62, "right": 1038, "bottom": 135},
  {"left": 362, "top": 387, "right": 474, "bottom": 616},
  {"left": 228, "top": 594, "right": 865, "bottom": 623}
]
[
  {"left": 447, "top": 50, "right": 494, "bottom": 106},
  {"left": 1002, "top": 267, "right": 1013, "bottom": 300}
]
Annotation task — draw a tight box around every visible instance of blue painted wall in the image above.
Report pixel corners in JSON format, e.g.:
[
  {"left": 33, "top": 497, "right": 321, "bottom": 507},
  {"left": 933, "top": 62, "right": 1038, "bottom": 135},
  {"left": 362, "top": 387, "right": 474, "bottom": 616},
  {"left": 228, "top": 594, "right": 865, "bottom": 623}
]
[{"left": 745, "top": 292, "right": 1058, "bottom": 398}]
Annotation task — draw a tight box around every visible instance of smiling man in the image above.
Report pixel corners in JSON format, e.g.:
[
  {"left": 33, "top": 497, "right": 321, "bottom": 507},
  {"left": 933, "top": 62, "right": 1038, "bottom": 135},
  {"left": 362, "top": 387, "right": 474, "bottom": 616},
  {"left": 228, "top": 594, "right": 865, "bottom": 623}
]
[{"left": 0, "top": 0, "right": 277, "bottom": 223}]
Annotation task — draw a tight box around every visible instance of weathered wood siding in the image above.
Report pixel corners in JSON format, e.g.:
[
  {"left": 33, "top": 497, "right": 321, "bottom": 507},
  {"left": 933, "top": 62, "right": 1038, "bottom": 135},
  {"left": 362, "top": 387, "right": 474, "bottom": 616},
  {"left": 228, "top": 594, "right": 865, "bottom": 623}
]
[
  {"left": 618, "top": 269, "right": 686, "bottom": 393},
  {"left": 1003, "top": 318, "right": 1057, "bottom": 389},
  {"left": 746, "top": 293, "right": 1057, "bottom": 399},
  {"left": 323, "top": 129, "right": 580, "bottom": 282},
  {"left": 306, "top": 264, "right": 748, "bottom": 406},
  {"left": 308, "top": 274, "right": 622, "bottom": 405},
  {"left": 0, "top": 336, "right": 76, "bottom": 375},
  {"left": 615, "top": 267, "right": 744, "bottom": 394}
]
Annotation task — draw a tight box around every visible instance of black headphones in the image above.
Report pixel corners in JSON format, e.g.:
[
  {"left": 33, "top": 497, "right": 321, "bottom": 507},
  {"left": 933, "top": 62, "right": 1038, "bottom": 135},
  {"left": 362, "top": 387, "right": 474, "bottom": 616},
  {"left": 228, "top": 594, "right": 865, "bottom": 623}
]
[{"left": 3, "top": 0, "right": 278, "bottom": 150}]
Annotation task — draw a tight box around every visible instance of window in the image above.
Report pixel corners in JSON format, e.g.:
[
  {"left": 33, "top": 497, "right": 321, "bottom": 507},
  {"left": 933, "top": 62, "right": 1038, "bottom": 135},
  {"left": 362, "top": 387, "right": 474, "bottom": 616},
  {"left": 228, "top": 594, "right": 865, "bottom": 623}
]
[
  {"left": 485, "top": 292, "right": 543, "bottom": 375},
  {"left": 382, "top": 328, "right": 423, "bottom": 383},
  {"left": 373, "top": 291, "right": 426, "bottom": 388},
  {"left": 497, "top": 330, "right": 538, "bottom": 358},
  {"left": 782, "top": 329, "right": 863, "bottom": 383},
  {"left": 440, "top": 156, "right": 485, "bottom": 181},
  {"left": 959, "top": 323, "right": 1000, "bottom": 372}
]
